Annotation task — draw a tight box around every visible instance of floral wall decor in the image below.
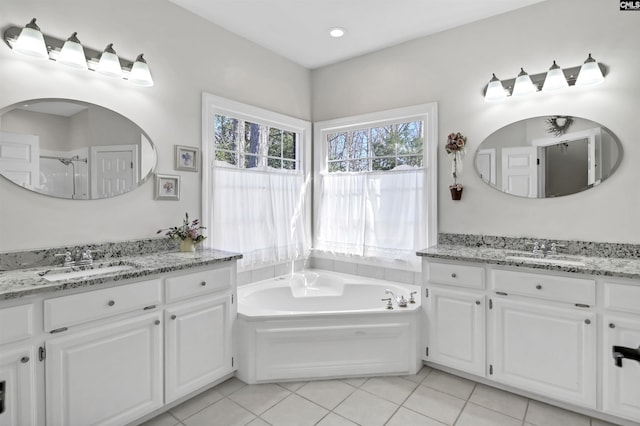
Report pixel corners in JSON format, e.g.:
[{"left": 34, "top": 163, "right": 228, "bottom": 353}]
[{"left": 445, "top": 132, "right": 466, "bottom": 200}]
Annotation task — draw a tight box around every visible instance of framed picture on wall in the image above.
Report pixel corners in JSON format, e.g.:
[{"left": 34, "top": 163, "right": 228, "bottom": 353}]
[
  {"left": 175, "top": 145, "right": 199, "bottom": 172},
  {"left": 155, "top": 173, "right": 180, "bottom": 200}
]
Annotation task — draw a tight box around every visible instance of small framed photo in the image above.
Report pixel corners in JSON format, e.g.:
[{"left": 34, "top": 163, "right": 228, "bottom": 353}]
[
  {"left": 155, "top": 174, "right": 180, "bottom": 200},
  {"left": 175, "top": 145, "right": 199, "bottom": 172}
]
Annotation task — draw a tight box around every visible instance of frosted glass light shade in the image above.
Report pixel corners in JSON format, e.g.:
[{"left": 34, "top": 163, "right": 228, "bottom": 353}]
[
  {"left": 13, "top": 18, "right": 48, "bottom": 59},
  {"left": 484, "top": 74, "right": 507, "bottom": 102},
  {"left": 542, "top": 61, "right": 568, "bottom": 92},
  {"left": 512, "top": 68, "right": 537, "bottom": 97},
  {"left": 58, "top": 32, "right": 87, "bottom": 70},
  {"left": 128, "top": 54, "right": 154, "bottom": 87},
  {"left": 576, "top": 54, "right": 604, "bottom": 86},
  {"left": 97, "top": 44, "right": 123, "bottom": 79}
]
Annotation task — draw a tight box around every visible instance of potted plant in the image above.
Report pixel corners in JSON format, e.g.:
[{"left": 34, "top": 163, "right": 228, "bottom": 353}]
[
  {"left": 445, "top": 132, "right": 466, "bottom": 200},
  {"left": 157, "top": 212, "right": 207, "bottom": 252}
]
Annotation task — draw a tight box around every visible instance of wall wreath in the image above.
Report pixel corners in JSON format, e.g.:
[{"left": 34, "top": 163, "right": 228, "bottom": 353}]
[{"left": 545, "top": 115, "right": 574, "bottom": 136}]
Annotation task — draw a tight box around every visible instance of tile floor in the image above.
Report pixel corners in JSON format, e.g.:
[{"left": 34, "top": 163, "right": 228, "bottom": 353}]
[{"left": 142, "top": 367, "right": 621, "bottom": 426}]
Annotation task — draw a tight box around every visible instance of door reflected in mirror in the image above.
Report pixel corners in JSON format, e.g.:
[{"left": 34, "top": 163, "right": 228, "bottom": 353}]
[
  {"left": 475, "top": 116, "right": 622, "bottom": 198},
  {"left": 0, "top": 99, "right": 157, "bottom": 200}
]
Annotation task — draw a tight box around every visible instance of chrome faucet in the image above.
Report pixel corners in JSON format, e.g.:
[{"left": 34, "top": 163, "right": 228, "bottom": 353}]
[
  {"left": 385, "top": 289, "right": 408, "bottom": 308},
  {"left": 54, "top": 249, "right": 96, "bottom": 267},
  {"left": 530, "top": 241, "right": 564, "bottom": 257}
]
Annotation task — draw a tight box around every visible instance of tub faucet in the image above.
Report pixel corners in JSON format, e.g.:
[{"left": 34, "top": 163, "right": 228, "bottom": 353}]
[{"left": 385, "top": 289, "right": 408, "bottom": 308}]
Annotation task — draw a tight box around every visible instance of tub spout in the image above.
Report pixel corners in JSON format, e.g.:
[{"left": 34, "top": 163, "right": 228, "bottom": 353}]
[{"left": 385, "top": 289, "right": 408, "bottom": 308}]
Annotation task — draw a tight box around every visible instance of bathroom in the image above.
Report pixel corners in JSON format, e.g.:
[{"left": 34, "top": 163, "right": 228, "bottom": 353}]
[{"left": 0, "top": 0, "right": 639, "bottom": 425}]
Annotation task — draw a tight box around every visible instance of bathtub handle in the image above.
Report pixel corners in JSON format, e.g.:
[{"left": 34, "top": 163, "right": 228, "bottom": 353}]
[
  {"left": 409, "top": 291, "right": 417, "bottom": 304},
  {"left": 381, "top": 298, "right": 394, "bottom": 310}
]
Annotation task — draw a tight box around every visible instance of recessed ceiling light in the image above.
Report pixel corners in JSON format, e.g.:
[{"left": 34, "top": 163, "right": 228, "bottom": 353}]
[{"left": 329, "top": 27, "right": 345, "bottom": 38}]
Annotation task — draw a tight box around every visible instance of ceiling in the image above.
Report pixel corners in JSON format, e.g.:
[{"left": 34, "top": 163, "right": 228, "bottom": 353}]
[{"left": 169, "top": 0, "right": 547, "bottom": 69}]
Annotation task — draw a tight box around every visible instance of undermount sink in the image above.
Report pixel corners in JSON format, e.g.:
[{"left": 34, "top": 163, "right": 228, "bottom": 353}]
[
  {"left": 40, "top": 263, "right": 138, "bottom": 282},
  {"left": 504, "top": 253, "right": 586, "bottom": 267}
]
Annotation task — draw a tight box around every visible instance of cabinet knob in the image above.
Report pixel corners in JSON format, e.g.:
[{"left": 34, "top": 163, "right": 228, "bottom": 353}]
[
  {"left": 535, "top": 284, "right": 542, "bottom": 290},
  {"left": 475, "top": 300, "right": 481, "bottom": 305},
  {"left": 171, "top": 315, "right": 177, "bottom": 320},
  {"left": 154, "top": 320, "right": 160, "bottom": 325},
  {"left": 107, "top": 300, "right": 115, "bottom": 306},
  {"left": 451, "top": 273, "right": 457, "bottom": 278},
  {"left": 584, "top": 319, "right": 591, "bottom": 325},
  {"left": 20, "top": 356, "right": 29, "bottom": 363},
  {"left": 200, "top": 281, "right": 207, "bottom": 287},
  {"left": 609, "top": 323, "right": 616, "bottom": 329}
]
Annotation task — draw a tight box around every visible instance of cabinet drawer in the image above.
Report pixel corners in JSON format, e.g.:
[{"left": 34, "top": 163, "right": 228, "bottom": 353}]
[
  {"left": 0, "top": 304, "right": 34, "bottom": 345},
  {"left": 44, "top": 279, "right": 162, "bottom": 331},
  {"left": 492, "top": 269, "right": 595, "bottom": 305},
  {"left": 604, "top": 282, "right": 640, "bottom": 314},
  {"left": 426, "top": 261, "right": 484, "bottom": 289},
  {"left": 165, "top": 266, "right": 232, "bottom": 303}
]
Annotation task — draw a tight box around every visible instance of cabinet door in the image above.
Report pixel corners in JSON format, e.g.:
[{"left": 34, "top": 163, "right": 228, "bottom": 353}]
[
  {"left": 490, "top": 298, "right": 596, "bottom": 408},
  {"left": 165, "top": 293, "right": 233, "bottom": 403},
  {"left": 45, "top": 312, "right": 163, "bottom": 426},
  {"left": 602, "top": 314, "right": 640, "bottom": 422},
  {"left": 426, "top": 286, "right": 485, "bottom": 376},
  {"left": 0, "top": 346, "right": 40, "bottom": 426}
]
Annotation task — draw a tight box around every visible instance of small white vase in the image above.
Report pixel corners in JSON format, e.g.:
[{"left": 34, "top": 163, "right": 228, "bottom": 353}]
[{"left": 179, "top": 238, "right": 195, "bottom": 252}]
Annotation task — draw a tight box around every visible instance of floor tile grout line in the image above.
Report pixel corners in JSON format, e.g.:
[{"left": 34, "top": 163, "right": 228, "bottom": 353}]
[
  {"left": 451, "top": 382, "right": 477, "bottom": 425},
  {"left": 291, "top": 380, "right": 358, "bottom": 412},
  {"left": 523, "top": 398, "right": 531, "bottom": 425}
]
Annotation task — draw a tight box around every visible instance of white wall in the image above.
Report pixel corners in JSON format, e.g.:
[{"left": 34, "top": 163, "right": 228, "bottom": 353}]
[
  {"left": 311, "top": 0, "right": 640, "bottom": 244},
  {"left": 0, "top": 0, "right": 311, "bottom": 251}
]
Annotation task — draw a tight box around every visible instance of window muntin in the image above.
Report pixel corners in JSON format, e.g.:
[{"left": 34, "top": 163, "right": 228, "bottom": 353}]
[
  {"left": 214, "top": 114, "right": 298, "bottom": 172},
  {"left": 327, "top": 120, "right": 423, "bottom": 172}
]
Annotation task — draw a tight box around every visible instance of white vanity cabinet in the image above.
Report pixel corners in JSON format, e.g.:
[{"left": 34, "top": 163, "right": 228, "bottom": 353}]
[
  {"left": 489, "top": 297, "right": 596, "bottom": 408},
  {"left": 45, "top": 312, "right": 163, "bottom": 426},
  {"left": 0, "top": 303, "right": 41, "bottom": 426},
  {"left": 164, "top": 267, "right": 236, "bottom": 403},
  {"left": 602, "top": 280, "right": 640, "bottom": 421},
  {"left": 43, "top": 279, "right": 164, "bottom": 426},
  {"left": 423, "top": 261, "right": 486, "bottom": 376},
  {"left": 488, "top": 268, "right": 597, "bottom": 408},
  {"left": 0, "top": 259, "right": 238, "bottom": 426},
  {"left": 0, "top": 345, "right": 40, "bottom": 426}
]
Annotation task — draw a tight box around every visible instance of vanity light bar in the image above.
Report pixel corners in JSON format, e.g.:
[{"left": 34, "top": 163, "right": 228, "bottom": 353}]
[
  {"left": 483, "top": 55, "right": 606, "bottom": 102},
  {"left": 3, "top": 20, "right": 153, "bottom": 87}
]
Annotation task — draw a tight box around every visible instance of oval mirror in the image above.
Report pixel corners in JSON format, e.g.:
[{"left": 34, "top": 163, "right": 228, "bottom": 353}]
[
  {"left": 0, "top": 98, "right": 157, "bottom": 200},
  {"left": 474, "top": 116, "right": 622, "bottom": 198}
]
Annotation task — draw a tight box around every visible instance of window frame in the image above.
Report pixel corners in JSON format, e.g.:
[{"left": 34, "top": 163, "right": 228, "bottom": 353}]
[
  {"left": 326, "top": 119, "right": 425, "bottom": 173},
  {"left": 313, "top": 103, "right": 438, "bottom": 259},
  {"left": 202, "top": 92, "right": 312, "bottom": 255}
]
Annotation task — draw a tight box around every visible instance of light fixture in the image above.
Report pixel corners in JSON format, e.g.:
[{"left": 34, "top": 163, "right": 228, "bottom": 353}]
[
  {"left": 3, "top": 18, "right": 154, "bottom": 87},
  {"left": 128, "top": 54, "right": 154, "bottom": 87},
  {"left": 58, "top": 32, "right": 88, "bottom": 70},
  {"left": 483, "top": 54, "right": 606, "bottom": 101},
  {"left": 12, "top": 18, "right": 48, "bottom": 59},
  {"left": 484, "top": 74, "right": 507, "bottom": 102},
  {"left": 512, "top": 68, "right": 537, "bottom": 97},
  {"left": 329, "top": 27, "right": 345, "bottom": 38},
  {"left": 576, "top": 53, "right": 604, "bottom": 86},
  {"left": 96, "top": 44, "right": 123, "bottom": 78},
  {"left": 542, "top": 60, "right": 568, "bottom": 92}
]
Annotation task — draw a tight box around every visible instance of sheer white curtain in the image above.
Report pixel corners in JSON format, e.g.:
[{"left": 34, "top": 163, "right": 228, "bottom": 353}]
[
  {"left": 315, "top": 173, "right": 367, "bottom": 256},
  {"left": 315, "top": 169, "right": 425, "bottom": 264},
  {"left": 211, "top": 167, "right": 308, "bottom": 269}
]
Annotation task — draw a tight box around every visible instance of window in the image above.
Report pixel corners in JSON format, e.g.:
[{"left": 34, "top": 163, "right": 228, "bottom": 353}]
[
  {"left": 202, "top": 93, "right": 312, "bottom": 270},
  {"left": 313, "top": 104, "right": 437, "bottom": 268},
  {"left": 327, "top": 120, "right": 423, "bottom": 172},
  {"left": 214, "top": 115, "right": 298, "bottom": 171}
]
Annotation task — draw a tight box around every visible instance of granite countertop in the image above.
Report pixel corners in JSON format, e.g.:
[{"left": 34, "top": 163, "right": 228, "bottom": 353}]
[
  {"left": 0, "top": 249, "right": 242, "bottom": 301},
  {"left": 417, "top": 245, "right": 640, "bottom": 281}
]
